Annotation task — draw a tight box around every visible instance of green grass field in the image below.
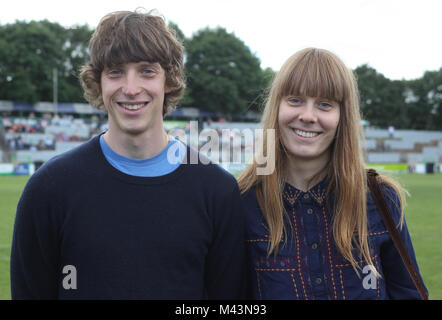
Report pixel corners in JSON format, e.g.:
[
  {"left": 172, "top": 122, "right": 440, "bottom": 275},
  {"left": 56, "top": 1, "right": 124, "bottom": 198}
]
[{"left": 0, "top": 173, "right": 441, "bottom": 299}]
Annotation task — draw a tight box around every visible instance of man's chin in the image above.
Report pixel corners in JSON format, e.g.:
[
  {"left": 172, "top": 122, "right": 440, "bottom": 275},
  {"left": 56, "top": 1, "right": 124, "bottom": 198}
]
[{"left": 124, "top": 127, "right": 150, "bottom": 136}]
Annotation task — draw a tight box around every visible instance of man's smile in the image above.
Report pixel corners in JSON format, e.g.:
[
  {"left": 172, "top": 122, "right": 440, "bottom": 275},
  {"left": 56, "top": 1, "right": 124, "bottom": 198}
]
[{"left": 117, "top": 101, "right": 149, "bottom": 111}]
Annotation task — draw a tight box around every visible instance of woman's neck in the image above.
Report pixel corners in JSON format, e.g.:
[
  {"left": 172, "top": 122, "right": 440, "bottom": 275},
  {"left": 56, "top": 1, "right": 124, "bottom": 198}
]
[{"left": 283, "top": 155, "right": 329, "bottom": 192}]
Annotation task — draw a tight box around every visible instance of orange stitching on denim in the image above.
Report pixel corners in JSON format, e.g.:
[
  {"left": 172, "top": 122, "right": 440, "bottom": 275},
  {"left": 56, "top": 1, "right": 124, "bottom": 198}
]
[
  {"left": 308, "top": 183, "right": 326, "bottom": 204},
  {"left": 339, "top": 268, "right": 346, "bottom": 300},
  {"left": 368, "top": 231, "right": 387, "bottom": 236},
  {"left": 246, "top": 239, "right": 269, "bottom": 243},
  {"left": 321, "top": 205, "right": 338, "bottom": 299},
  {"left": 291, "top": 207, "right": 309, "bottom": 300},
  {"left": 334, "top": 254, "right": 379, "bottom": 268},
  {"left": 284, "top": 186, "right": 301, "bottom": 206},
  {"left": 290, "top": 273, "right": 300, "bottom": 300},
  {"left": 255, "top": 268, "right": 297, "bottom": 272}
]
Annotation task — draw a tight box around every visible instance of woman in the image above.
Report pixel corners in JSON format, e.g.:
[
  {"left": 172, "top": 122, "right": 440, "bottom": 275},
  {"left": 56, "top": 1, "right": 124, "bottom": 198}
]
[{"left": 238, "top": 48, "right": 427, "bottom": 299}]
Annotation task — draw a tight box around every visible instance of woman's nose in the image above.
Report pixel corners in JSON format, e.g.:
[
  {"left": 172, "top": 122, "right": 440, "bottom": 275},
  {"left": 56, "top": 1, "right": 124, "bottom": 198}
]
[{"left": 299, "top": 101, "right": 317, "bottom": 123}]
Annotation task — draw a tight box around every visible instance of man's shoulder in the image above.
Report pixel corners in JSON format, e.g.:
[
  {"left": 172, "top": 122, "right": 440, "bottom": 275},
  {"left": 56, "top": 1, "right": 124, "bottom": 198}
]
[
  {"left": 183, "top": 146, "right": 238, "bottom": 187},
  {"left": 32, "top": 136, "right": 98, "bottom": 180}
]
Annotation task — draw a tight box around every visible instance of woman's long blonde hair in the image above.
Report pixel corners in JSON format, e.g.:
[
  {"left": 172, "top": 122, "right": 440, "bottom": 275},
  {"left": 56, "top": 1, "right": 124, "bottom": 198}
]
[{"left": 238, "top": 48, "right": 406, "bottom": 273}]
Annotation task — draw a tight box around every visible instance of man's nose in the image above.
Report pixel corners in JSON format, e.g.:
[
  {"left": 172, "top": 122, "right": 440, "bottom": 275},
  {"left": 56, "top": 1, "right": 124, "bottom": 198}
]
[{"left": 122, "top": 71, "right": 142, "bottom": 97}]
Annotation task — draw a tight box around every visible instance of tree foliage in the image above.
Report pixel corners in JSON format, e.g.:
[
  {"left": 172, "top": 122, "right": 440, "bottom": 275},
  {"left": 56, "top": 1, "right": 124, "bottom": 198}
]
[
  {"left": 0, "top": 20, "right": 441, "bottom": 129},
  {"left": 403, "top": 69, "right": 442, "bottom": 130},
  {"left": 0, "top": 20, "right": 92, "bottom": 103},
  {"left": 355, "top": 65, "right": 442, "bottom": 130},
  {"left": 184, "top": 27, "right": 266, "bottom": 114}
]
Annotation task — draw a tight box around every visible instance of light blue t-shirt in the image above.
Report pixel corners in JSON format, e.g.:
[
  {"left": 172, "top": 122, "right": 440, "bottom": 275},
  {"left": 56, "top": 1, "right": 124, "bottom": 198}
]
[{"left": 99, "top": 135, "right": 187, "bottom": 177}]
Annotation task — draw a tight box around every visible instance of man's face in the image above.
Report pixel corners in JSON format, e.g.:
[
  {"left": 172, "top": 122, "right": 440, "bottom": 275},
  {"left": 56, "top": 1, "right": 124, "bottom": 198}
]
[{"left": 101, "top": 61, "right": 170, "bottom": 138}]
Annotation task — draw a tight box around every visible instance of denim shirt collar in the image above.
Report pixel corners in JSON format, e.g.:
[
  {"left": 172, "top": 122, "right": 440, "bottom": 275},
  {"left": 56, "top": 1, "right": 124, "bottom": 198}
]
[{"left": 283, "top": 177, "right": 328, "bottom": 207}]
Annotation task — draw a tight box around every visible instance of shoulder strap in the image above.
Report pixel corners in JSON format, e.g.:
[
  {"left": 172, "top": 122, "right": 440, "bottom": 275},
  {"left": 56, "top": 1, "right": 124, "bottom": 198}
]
[{"left": 366, "top": 169, "right": 428, "bottom": 300}]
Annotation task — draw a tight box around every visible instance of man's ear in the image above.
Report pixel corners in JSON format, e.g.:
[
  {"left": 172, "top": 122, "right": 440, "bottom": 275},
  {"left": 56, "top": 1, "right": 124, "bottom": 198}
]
[{"left": 164, "top": 85, "right": 173, "bottom": 94}]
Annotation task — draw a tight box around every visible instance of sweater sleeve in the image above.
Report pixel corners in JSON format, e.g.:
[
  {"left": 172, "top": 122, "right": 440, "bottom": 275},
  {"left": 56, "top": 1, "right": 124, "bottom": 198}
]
[
  {"left": 379, "top": 185, "right": 428, "bottom": 299},
  {"left": 204, "top": 178, "right": 246, "bottom": 299},
  {"left": 10, "top": 168, "right": 61, "bottom": 299}
]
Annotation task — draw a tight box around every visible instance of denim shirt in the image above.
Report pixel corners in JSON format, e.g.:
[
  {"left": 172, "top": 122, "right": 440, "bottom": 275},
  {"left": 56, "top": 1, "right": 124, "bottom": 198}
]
[{"left": 242, "top": 179, "right": 428, "bottom": 300}]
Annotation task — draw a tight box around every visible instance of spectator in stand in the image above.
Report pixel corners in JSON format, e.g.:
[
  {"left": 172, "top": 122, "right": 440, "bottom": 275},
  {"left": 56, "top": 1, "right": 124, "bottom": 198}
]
[
  {"left": 388, "top": 125, "right": 395, "bottom": 138},
  {"left": 8, "top": 138, "right": 16, "bottom": 151}
]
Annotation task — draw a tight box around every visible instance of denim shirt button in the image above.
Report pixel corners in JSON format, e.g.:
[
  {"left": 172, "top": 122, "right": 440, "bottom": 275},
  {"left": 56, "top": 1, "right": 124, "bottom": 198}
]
[
  {"left": 315, "top": 277, "right": 322, "bottom": 285},
  {"left": 307, "top": 208, "right": 313, "bottom": 214}
]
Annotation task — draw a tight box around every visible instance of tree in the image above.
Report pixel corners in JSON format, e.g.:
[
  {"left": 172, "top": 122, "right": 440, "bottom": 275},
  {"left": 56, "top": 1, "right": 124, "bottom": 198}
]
[
  {"left": 168, "top": 21, "right": 185, "bottom": 44},
  {"left": 404, "top": 68, "right": 442, "bottom": 130},
  {"left": 0, "top": 20, "right": 92, "bottom": 104},
  {"left": 184, "top": 27, "right": 266, "bottom": 114},
  {"left": 59, "top": 24, "right": 94, "bottom": 102},
  {"left": 167, "top": 21, "right": 194, "bottom": 106},
  {"left": 354, "top": 64, "right": 408, "bottom": 128}
]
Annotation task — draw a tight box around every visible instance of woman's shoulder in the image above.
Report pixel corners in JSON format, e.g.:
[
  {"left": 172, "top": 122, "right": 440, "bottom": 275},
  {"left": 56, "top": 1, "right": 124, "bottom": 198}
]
[
  {"left": 240, "top": 185, "right": 270, "bottom": 241},
  {"left": 367, "top": 181, "right": 403, "bottom": 232},
  {"left": 241, "top": 185, "right": 267, "bottom": 221},
  {"left": 241, "top": 185, "right": 256, "bottom": 201}
]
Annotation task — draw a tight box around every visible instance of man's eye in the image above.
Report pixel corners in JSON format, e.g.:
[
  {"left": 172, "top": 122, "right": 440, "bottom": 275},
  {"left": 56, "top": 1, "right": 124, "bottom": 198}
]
[
  {"left": 142, "top": 69, "right": 154, "bottom": 75},
  {"left": 108, "top": 70, "right": 122, "bottom": 76}
]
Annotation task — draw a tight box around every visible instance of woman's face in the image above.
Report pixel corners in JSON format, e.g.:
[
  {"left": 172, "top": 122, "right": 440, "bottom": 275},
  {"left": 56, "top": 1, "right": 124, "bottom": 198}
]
[{"left": 278, "top": 95, "right": 340, "bottom": 165}]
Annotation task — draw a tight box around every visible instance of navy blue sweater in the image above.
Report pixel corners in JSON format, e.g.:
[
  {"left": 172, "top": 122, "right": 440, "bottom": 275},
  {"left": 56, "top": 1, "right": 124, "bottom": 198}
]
[{"left": 11, "top": 135, "right": 245, "bottom": 299}]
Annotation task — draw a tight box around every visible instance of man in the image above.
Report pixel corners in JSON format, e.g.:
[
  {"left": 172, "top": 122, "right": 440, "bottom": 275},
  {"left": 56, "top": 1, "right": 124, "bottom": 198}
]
[{"left": 10, "top": 10, "right": 245, "bottom": 299}]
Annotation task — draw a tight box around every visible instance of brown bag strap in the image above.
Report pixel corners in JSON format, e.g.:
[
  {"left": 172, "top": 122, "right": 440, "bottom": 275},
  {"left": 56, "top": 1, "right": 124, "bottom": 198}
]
[{"left": 366, "top": 169, "right": 428, "bottom": 300}]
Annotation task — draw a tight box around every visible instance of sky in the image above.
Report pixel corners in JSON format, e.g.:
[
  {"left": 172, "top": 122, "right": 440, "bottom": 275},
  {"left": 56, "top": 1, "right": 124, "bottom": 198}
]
[{"left": 1, "top": 0, "right": 441, "bottom": 80}]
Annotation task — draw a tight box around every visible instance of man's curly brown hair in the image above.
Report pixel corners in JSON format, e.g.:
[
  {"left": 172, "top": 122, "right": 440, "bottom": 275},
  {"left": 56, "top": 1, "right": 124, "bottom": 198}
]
[{"left": 79, "top": 10, "right": 185, "bottom": 115}]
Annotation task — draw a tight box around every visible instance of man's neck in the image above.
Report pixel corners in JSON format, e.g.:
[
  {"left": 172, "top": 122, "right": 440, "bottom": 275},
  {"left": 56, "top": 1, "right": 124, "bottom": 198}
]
[{"left": 102, "top": 127, "right": 169, "bottom": 159}]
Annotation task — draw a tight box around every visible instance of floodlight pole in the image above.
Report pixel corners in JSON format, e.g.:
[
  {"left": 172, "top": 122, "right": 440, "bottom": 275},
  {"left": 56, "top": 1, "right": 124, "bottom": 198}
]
[{"left": 53, "top": 67, "right": 58, "bottom": 115}]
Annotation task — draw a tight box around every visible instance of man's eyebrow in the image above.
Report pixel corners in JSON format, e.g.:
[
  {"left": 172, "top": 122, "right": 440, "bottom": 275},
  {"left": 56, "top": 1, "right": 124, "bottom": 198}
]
[
  {"left": 104, "top": 63, "right": 123, "bottom": 69},
  {"left": 136, "top": 62, "right": 160, "bottom": 68}
]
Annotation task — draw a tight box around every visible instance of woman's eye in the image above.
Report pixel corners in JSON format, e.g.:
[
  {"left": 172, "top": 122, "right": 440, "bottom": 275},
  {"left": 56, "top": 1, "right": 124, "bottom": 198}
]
[
  {"left": 288, "top": 97, "right": 302, "bottom": 105},
  {"left": 319, "top": 102, "right": 332, "bottom": 109}
]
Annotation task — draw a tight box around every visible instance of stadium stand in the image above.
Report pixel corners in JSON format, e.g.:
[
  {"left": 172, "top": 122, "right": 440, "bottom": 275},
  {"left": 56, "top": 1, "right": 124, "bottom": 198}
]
[
  {"left": 0, "top": 100, "right": 441, "bottom": 174},
  {"left": 363, "top": 139, "right": 377, "bottom": 150},
  {"left": 367, "top": 152, "right": 402, "bottom": 163},
  {"left": 384, "top": 140, "right": 416, "bottom": 150}
]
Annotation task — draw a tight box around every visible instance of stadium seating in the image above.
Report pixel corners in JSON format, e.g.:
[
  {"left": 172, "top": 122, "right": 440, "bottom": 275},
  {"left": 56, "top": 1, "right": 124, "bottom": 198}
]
[
  {"left": 363, "top": 139, "right": 377, "bottom": 150},
  {"left": 367, "top": 152, "right": 402, "bottom": 163},
  {"left": 1, "top": 113, "right": 441, "bottom": 171}
]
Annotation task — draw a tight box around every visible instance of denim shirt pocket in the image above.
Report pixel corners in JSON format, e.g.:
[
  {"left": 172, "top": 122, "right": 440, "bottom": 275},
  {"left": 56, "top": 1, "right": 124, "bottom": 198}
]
[
  {"left": 334, "top": 231, "right": 388, "bottom": 299},
  {"left": 246, "top": 219, "right": 301, "bottom": 299}
]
